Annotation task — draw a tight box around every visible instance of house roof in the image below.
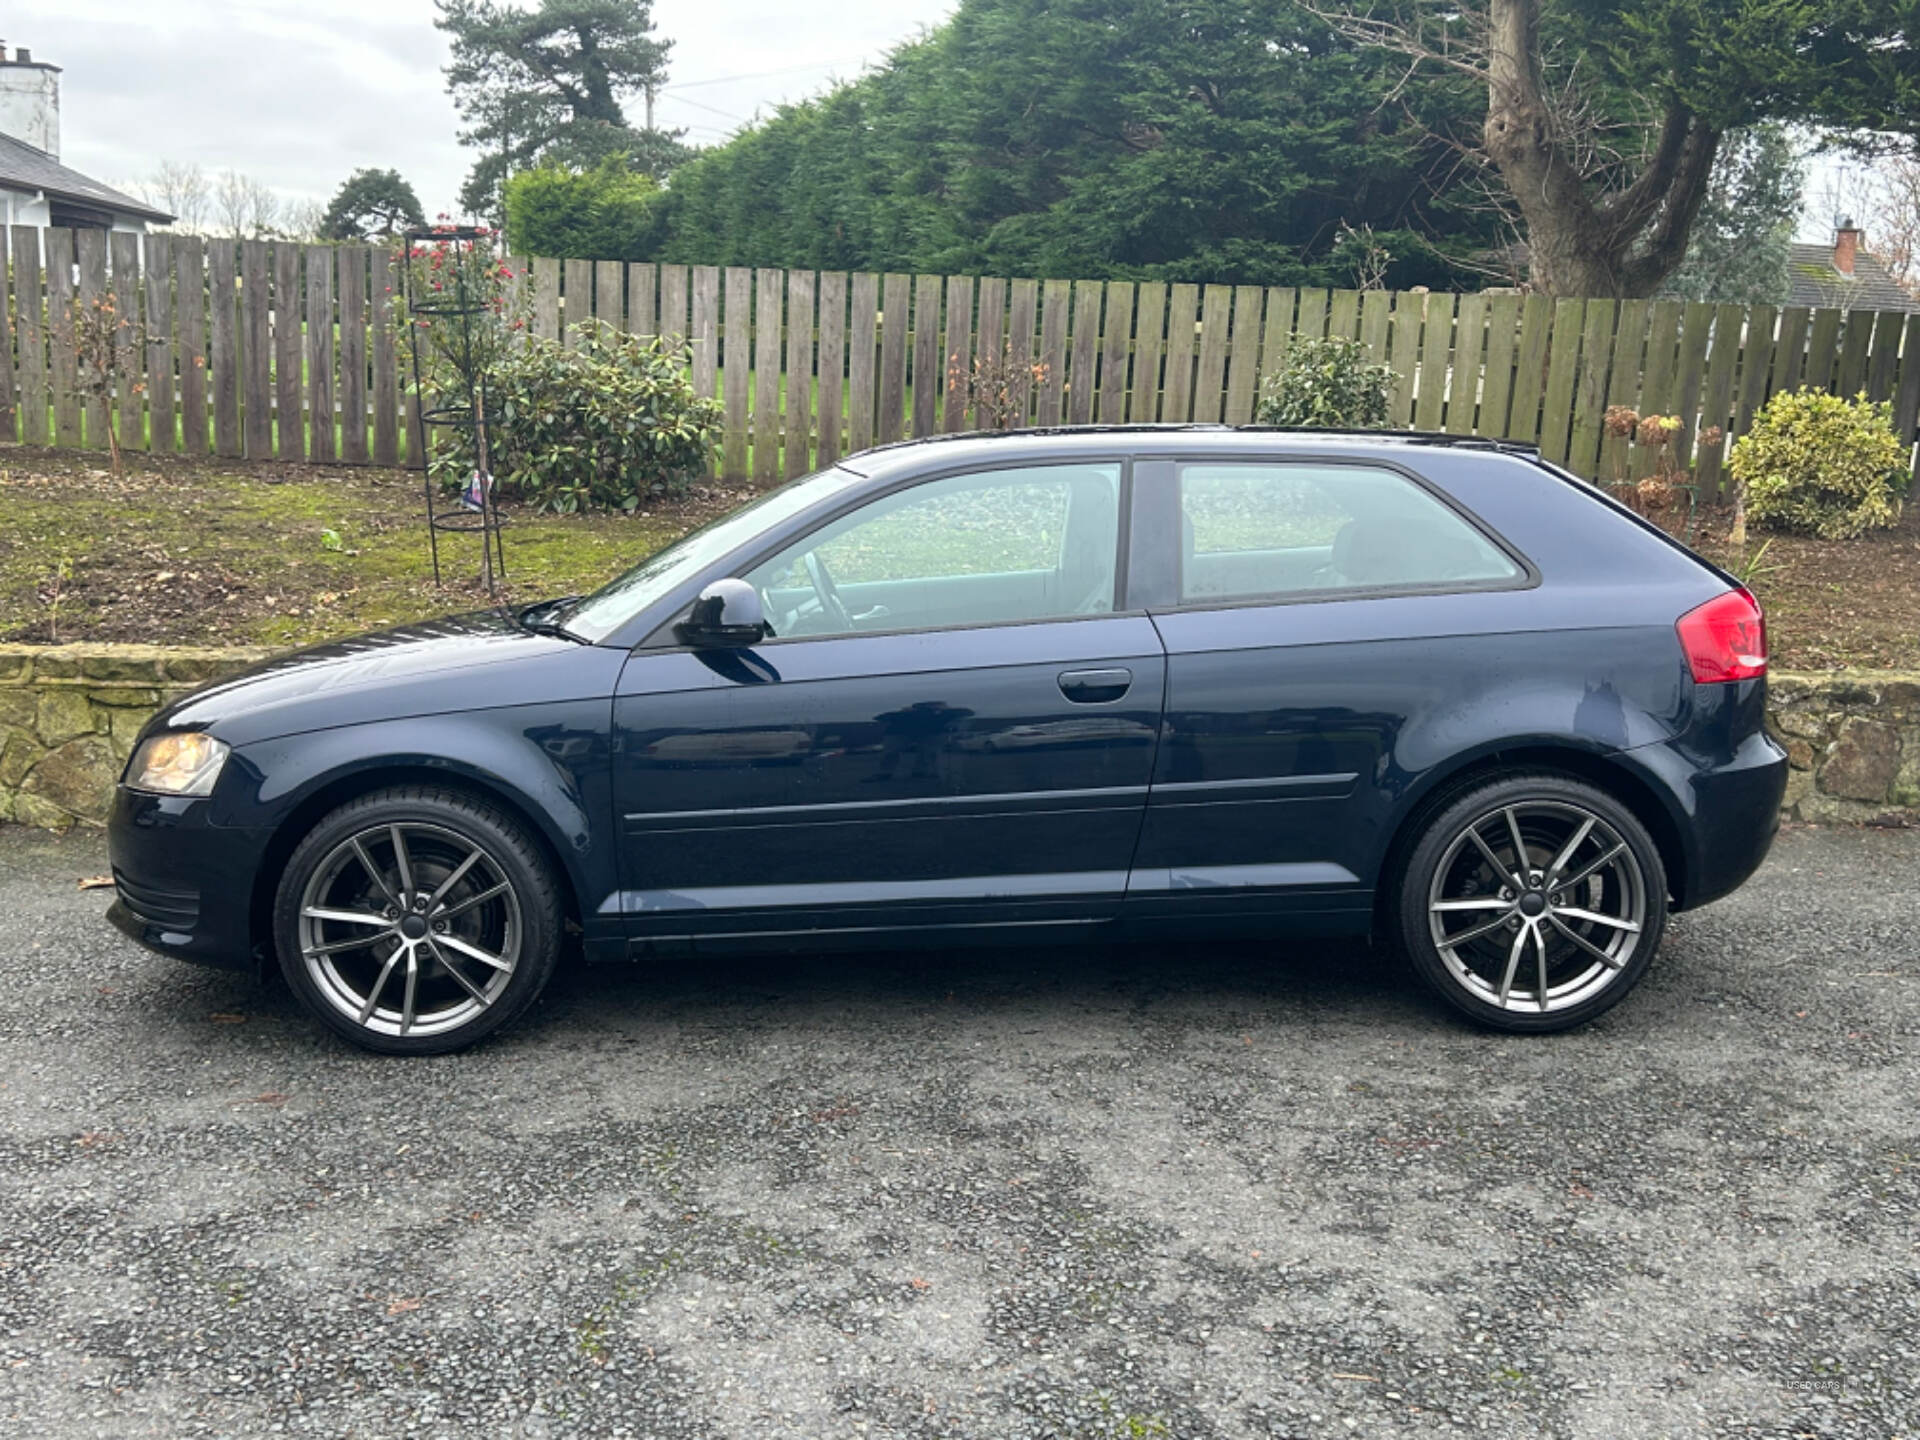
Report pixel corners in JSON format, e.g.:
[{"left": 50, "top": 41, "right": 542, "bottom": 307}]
[
  {"left": 1785, "top": 242, "right": 1919, "bottom": 314},
  {"left": 0, "top": 131, "right": 173, "bottom": 224}
]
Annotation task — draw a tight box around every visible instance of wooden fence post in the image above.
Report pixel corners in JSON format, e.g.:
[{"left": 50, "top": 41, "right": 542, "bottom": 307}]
[
  {"left": 304, "top": 243, "right": 335, "bottom": 462},
  {"left": 1160, "top": 283, "right": 1198, "bottom": 422},
  {"left": 241, "top": 239, "right": 273, "bottom": 458},
  {"left": 173, "top": 235, "right": 207, "bottom": 457},
  {"left": 1191, "top": 285, "right": 1232, "bottom": 424},
  {"left": 1223, "top": 284, "right": 1263, "bottom": 425},
  {"left": 877, "top": 273, "right": 909, "bottom": 445},
  {"left": 847, "top": 272, "right": 878, "bottom": 453},
  {"left": 1130, "top": 282, "right": 1166, "bottom": 426},
  {"left": 273, "top": 242, "right": 303, "bottom": 458},
  {"left": 753, "top": 267, "right": 783, "bottom": 481},
  {"left": 12, "top": 228, "right": 45, "bottom": 445},
  {"left": 75, "top": 228, "right": 110, "bottom": 448},
  {"left": 140, "top": 232, "right": 171, "bottom": 453},
  {"left": 721, "top": 267, "right": 751, "bottom": 479},
  {"left": 110, "top": 232, "right": 142, "bottom": 454},
  {"left": 1098, "top": 281, "right": 1134, "bottom": 424},
  {"left": 942, "top": 273, "right": 974, "bottom": 432},
  {"left": 337, "top": 245, "right": 369, "bottom": 464},
  {"left": 1566, "top": 298, "right": 1615, "bottom": 477},
  {"left": 911, "top": 273, "right": 942, "bottom": 437},
  {"left": 784, "top": 268, "right": 816, "bottom": 476},
  {"left": 816, "top": 270, "right": 846, "bottom": 466},
  {"left": 370, "top": 244, "right": 399, "bottom": 466},
  {"left": 1447, "top": 293, "right": 1488, "bottom": 437}
]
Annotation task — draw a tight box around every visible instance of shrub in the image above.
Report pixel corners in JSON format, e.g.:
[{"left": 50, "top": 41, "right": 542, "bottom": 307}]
[
  {"left": 452, "top": 322, "right": 722, "bottom": 512},
  {"left": 502, "top": 157, "right": 663, "bottom": 261},
  {"left": 1254, "top": 336, "right": 1394, "bottom": 429},
  {"left": 1730, "top": 388, "right": 1910, "bottom": 540}
]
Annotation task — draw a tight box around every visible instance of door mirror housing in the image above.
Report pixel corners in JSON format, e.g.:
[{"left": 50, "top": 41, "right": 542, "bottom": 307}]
[{"left": 675, "top": 578, "right": 769, "bottom": 648}]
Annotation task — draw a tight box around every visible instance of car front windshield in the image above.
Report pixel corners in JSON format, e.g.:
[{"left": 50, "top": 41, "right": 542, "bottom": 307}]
[{"left": 561, "top": 467, "right": 862, "bottom": 643}]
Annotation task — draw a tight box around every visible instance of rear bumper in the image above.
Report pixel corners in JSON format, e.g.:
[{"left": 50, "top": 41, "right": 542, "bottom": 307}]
[
  {"left": 1674, "top": 729, "right": 1787, "bottom": 909},
  {"left": 1626, "top": 678, "right": 1788, "bottom": 911},
  {"left": 105, "top": 787, "right": 270, "bottom": 973}
]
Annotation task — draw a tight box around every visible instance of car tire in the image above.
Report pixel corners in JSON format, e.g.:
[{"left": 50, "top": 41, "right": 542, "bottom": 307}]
[
  {"left": 272, "top": 785, "right": 563, "bottom": 1055},
  {"left": 1396, "top": 771, "right": 1668, "bottom": 1033}
]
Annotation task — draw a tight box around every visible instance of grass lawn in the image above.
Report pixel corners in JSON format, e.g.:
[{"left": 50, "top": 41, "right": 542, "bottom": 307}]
[
  {"left": 1, "top": 442, "right": 1915, "bottom": 670},
  {"left": 0, "top": 445, "right": 741, "bottom": 648}
]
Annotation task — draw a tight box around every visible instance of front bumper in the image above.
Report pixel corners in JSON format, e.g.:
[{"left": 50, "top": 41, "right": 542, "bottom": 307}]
[{"left": 105, "top": 786, "right": 272, "bottom": 973}]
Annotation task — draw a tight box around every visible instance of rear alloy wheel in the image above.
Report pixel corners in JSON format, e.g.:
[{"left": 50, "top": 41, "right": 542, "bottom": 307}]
[
  {"left": 1398, "top": 774, "right": 1667, "bottom": 1032},
  {"left": 273, "top": 787, "right": 562, "bottom": 1054}
]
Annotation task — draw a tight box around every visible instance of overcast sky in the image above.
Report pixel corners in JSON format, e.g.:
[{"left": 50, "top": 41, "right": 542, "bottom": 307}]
[
  {"left": 13, "top": 0, "right": 1855, "bottom": 242},
  {"left": 11, "top": 0, "right": 957, "bottom": 216}
]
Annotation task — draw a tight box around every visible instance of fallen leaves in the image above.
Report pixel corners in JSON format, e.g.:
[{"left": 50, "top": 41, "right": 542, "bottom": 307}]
[{"left": 76, "top": 874, "right": 114, "bottom": 891}]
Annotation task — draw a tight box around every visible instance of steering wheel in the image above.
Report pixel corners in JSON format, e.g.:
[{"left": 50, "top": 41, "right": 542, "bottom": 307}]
[{"left": 803, "top": 550, "right": 854, "bottom": 632}]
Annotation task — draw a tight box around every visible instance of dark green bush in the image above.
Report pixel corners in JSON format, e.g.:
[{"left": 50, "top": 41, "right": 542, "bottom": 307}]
[
  {"left": 502, "top": 156, "right": 664, "bottom": 262},
  {"left": 1254, "top": 336, "right": 1394, "bottom": 429},
  {"left": 452, "top": 322, "right": 722, "bottom": 512}
]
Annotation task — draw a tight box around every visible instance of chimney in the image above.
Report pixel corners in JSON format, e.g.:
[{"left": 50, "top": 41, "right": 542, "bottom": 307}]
[
  {"left": 0, "top": 45, "right": 58, "bottom": 159},
  {"left": 1834, "top": 217, "right": 1861, "bottom": 276}
]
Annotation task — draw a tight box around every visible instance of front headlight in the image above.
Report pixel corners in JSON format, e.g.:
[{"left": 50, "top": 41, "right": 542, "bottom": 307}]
[{"left": 127, "top": 732, "right": 230, "bottom": 796}]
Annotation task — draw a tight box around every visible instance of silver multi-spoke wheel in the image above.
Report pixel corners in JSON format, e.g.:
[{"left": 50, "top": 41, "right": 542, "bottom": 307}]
[
  {"left": 297, "top": 821, "right": 523, "bottom": 1039},
  {"left": 1426, "top": 799, "right": 1648, "bottom": 1014}
]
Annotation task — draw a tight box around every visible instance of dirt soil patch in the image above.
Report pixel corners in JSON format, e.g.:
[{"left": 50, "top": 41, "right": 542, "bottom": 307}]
[
  {"left": 0, "top": 445, "right": 743, "bottom": 648},
  {"left": 1663, "top": 505, "right": 1920, "bottom": 671}
]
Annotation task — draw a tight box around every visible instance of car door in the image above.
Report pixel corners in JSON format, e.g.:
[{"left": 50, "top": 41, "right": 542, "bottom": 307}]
[
  {"left": 611, "top": 459, "right": 1166, "bottom": 944},
  {"left": 1123, "top": 455, "right": 1532, "bottom": 928}
]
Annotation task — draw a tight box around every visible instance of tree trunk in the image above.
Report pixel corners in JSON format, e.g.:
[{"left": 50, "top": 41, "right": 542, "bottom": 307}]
[{"left": 1482, "top": 0, "right": 1720, "bottom": 298}]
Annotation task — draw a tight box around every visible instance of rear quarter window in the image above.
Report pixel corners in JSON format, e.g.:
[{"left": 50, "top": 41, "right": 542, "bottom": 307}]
[{"left": 1178, "top": 462, "right": 1524, "bottom": 604}]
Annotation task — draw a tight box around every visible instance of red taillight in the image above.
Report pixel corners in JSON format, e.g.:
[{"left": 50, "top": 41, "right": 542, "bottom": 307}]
[{"left": 1676, "top": 587, "right": 1767, "bottom": 683}]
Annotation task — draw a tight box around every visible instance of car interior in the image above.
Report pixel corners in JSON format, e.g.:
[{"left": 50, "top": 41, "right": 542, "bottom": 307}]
[{"left": 748, "top": 464, "right": 1123, "bottom": 637}]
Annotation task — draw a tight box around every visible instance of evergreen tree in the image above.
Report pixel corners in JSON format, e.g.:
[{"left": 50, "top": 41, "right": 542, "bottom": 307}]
[
  {"left": 319, "top": 168, "right": 428, "bottom": 240},
  {"left": 638, "top": 0, "right": 1502, "bottom": 288},
  {"left": 1660, "top": 128, "right": 1805, "bottom": 305},
  {"left": 503, "top": 156, "right": 663, "bottom": 260},
  {"left": 435, "top": 0, "right": 688, "bottom": 221}
]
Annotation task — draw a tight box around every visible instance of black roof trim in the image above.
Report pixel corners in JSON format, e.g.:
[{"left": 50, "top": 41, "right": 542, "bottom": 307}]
[{"left": 845, "top": 423, "right": 1542, "bottom": 464}]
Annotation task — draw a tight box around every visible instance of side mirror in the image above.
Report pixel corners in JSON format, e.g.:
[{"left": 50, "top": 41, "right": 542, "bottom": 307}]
[{"left": 675, "top": 578, "right": 768, "bottom": 649}]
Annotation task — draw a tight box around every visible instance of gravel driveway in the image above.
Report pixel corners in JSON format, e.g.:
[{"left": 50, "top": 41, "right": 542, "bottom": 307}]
[{"left": 1, "top": 823, "right": 1915, "bottom": 1439}]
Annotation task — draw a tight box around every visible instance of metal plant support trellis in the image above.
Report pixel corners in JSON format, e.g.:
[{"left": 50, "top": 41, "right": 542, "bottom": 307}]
[{"left": 402, "top": 226, "right": 508, "bottom": 592}]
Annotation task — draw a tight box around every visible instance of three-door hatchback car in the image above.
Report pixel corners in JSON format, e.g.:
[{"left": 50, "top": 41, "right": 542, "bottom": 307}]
[{"left": 108, "top": 427, "right": 1787, "bottom": 1053}]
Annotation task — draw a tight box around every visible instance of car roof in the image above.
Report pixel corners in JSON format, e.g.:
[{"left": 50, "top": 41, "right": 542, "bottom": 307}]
[{"left": 836, "top": 424, "right": 1542, "bottom": 480}]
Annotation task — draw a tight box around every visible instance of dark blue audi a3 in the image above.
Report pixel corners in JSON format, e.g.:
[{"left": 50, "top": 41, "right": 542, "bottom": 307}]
[{"left": 107, "top": 426, "right": 1786, "bottom": 1053}]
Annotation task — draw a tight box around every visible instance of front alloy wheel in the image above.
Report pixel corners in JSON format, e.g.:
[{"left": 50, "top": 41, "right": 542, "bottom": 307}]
[
  {"left": 274, "top": 787, "right": 562, "bottom": 1054},
  {"left": 1400, "top": 774, "right": 1667, "bottom": 1032},
  {"left": 298, "top": 822, "right": 523, "bottom": 1039}
]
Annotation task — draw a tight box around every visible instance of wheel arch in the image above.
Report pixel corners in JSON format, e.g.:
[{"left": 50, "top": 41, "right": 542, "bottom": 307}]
[
  {"left": 247, "top": 762, "right": 587, "bottom": 960},
  {"left": 1373, "top": 743, "right": 1691, "bottom": 930}
]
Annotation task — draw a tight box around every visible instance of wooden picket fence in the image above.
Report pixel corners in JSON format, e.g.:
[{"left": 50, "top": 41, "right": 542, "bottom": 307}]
[{"left": 5, "top": 225, "right": 1920, "bottom": 495}]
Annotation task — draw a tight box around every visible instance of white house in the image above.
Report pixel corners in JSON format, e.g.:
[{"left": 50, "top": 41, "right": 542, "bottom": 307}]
[{"left": 0, "top": 42, "right": 172, "bottom": 232}]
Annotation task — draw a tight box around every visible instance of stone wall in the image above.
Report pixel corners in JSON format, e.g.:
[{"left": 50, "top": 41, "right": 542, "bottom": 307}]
[
  {"left": 3, "top": 643, "right": 1917, "bottom": 831},
  {"left": 1768, "top": 672, "right": 1920, "bottom": 824},
  {"left": 0, "top": 644, "right": 272, "bottom": 829}
]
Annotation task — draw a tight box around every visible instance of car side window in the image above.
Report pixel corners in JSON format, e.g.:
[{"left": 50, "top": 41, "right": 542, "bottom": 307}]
[
  {"left": 1178, "top": 462, "right": 1521, "bottom": 604},
  {"left": 742, "top": 463, "right": 1124, "bottom": 639}
]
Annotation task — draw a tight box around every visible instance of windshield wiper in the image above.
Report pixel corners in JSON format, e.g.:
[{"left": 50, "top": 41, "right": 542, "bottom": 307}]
[{"left": 516, "top": 597, "right": 588, "bottom": 643}]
